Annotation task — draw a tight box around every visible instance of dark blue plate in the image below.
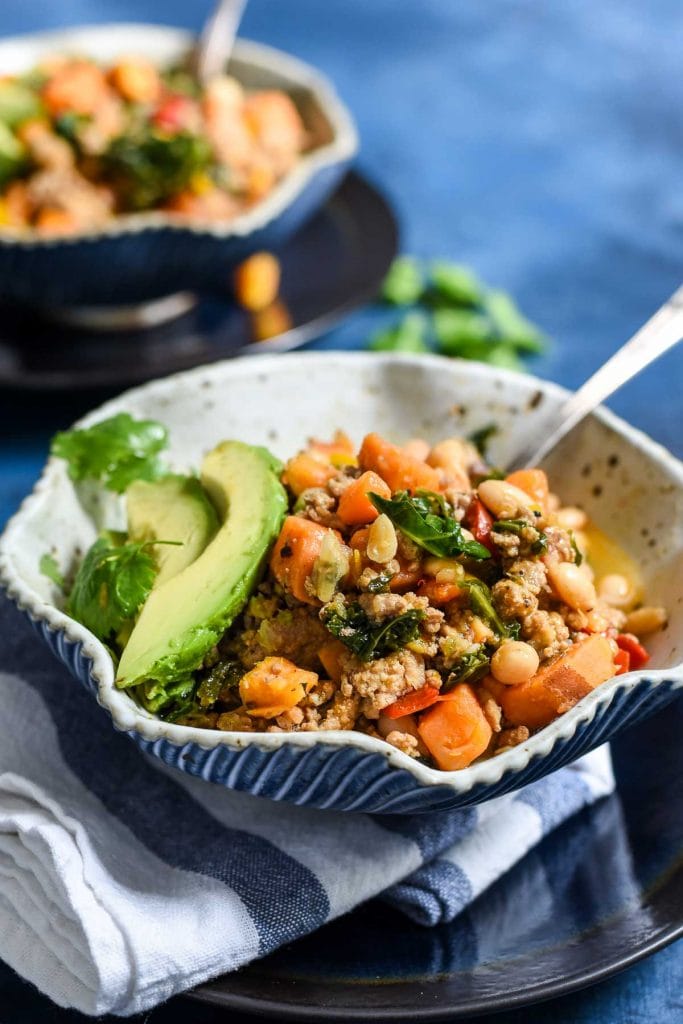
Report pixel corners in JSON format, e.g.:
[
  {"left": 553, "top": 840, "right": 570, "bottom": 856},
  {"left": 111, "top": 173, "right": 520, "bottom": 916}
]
[
  {"left": 189, "top": 695, "right": 683, "bottom": 1020},
  {"left": 0, "top": 171, "right": 397, "bottom": 391}
]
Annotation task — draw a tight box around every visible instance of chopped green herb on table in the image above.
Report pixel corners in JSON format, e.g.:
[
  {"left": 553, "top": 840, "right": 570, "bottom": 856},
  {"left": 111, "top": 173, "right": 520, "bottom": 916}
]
[{"left": 370, "top": 256, "right": 547, "bottom": 369}]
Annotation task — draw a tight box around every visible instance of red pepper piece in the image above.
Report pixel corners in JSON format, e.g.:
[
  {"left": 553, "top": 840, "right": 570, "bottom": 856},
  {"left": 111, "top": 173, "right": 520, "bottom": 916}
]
[
  {"left": 384, "top": 684, "right": 442, "bottom": 719},
  {"left": 465, "top": 498, "right": 496, "bottom": 554},
  {"left": 616, "top": 633, "right": 650, "bottom": 670},
  {"left": 614, "top": 648, "right": 631, "bottom": 675}
]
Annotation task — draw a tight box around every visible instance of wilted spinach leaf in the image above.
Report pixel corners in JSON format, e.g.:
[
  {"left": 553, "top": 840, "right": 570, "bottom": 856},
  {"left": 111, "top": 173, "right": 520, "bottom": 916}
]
[
  {"left": 369, "top": 490, "right": 491, "bottom": 561},
  {"left": 322, "top": 600, "right": 424, "bottom": 661}
]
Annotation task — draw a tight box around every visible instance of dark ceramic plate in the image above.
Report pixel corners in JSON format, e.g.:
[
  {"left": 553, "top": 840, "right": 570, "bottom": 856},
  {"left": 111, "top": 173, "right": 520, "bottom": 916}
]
[
  {"left": 0, "top": 171, "right": 396, "bottom": 391},
  {"left": 190, "top": 694, "right": 683, "bottom": 1020}
]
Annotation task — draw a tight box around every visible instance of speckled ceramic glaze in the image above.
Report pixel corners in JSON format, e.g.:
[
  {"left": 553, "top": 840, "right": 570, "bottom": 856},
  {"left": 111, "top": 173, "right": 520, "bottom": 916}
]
[
  {"left": 0, "top": 25, "right": 358, "bottom": 308},
  {"left": 2, "top": 353, "right": 682, "bottom": 812}
]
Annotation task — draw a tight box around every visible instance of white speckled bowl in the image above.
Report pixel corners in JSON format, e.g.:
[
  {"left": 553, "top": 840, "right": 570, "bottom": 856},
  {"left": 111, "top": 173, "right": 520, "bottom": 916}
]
[{"left": 1, "top": 353, "right": 682, "bottom": 812}]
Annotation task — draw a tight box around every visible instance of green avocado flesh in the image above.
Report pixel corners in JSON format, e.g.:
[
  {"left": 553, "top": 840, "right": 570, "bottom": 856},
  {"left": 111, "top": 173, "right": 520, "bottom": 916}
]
[
  {"left": 126, "top": 475, "right": 218, "bottom": 588},
  {"left": 116, "top": 441, "right": 287, "bottom": 689}
]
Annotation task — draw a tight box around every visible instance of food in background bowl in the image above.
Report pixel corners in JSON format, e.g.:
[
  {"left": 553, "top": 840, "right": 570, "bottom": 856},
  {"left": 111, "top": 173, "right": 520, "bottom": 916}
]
[
  {"left": 43, "top": 412, "right": 667, "bottom": 772},
  {"left": 0, "top": 26, "right": 357, "bottom": 307},
  {"left": 0, "top": 53, "right": 309, "bottom": 236}
]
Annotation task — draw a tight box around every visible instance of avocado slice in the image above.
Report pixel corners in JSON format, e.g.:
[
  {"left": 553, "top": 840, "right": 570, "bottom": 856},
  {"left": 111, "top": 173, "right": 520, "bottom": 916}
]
[
  {"left": 0, "top": 123, "right": 25, "bottom": 188},
  {"left": 116, "top": 441, "right": 287, "bottom": 689},
  {"left": 126, "top": 475, "right": 218, "bottom": 588},
  {"left": 0, "top": 82, "right": 43, "bottom": 128}
]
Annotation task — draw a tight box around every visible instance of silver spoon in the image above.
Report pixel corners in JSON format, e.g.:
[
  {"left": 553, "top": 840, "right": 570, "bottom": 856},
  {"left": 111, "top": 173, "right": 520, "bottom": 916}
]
[
  {"left": 193, "top": 0, "right": 248, "bottom": 85},
  {"left": 507, "top": 284, "right": 683, "bottom": 471}
]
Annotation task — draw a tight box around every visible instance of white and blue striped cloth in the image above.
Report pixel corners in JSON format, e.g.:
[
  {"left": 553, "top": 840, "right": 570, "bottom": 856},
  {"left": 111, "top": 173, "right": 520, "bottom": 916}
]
[{"left": 0, "top": 597, "right": 614, "bottom": 1017}]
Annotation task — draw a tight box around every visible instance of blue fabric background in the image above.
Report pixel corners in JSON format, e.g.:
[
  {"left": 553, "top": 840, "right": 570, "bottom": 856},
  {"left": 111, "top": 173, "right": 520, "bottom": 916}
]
[{"left": 0, "top": 0, "right": 681, "bottom": 1019}]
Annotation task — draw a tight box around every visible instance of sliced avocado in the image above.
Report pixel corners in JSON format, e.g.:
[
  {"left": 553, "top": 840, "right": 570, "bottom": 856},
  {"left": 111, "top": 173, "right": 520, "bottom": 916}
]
[
  {"left": 116, "top": 441, "right": 287, "bottom": 689},
  {"left": 126, "top": 475, "right": 218, "bottom": 588},
  {"left": 0, "top": 123, "right": 25, "bottom": 188},
  {"left": 0, "top": 82, "right": 43, "bottom": 128}
]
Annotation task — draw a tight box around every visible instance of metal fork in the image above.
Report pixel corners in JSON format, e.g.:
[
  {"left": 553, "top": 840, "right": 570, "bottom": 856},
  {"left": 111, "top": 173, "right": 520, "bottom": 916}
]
[{"left": 507, "top": 284, "right": 683, "bottom": 471}]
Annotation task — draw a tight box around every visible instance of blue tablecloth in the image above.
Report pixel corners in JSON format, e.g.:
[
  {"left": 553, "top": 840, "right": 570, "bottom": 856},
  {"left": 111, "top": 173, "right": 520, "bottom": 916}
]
[{"left": 1, "top": 1, "right": 681, "bottom": 1020}]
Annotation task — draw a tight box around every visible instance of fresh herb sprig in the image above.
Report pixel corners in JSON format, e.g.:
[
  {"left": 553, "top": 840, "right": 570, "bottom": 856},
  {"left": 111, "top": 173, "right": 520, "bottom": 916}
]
[
  {"left": 371, "top": 255, "right": 547, "bottom": 370},
  {"left": 51, "top": 412, "right": 169, "bottom": 493},
  {"left": 67, "top": 532, "right": 176, "bottom": 643},
  {"left": 369, "top": 490, "right": 491, "bottom": 561}
]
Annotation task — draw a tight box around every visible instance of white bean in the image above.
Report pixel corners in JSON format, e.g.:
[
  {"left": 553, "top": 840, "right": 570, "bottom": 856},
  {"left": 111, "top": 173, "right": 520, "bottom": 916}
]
[
  {"left": 624, "top": 606, "right": 667, "bottom": 637},
  {"left": 547, "top": 561, "right": 597, "bottom": 611},
  {"left": 491, "top": 641, "right": 540, "bottom": 685},
  {"left": 555, "top": 506, "right": 588, "bottom": 531},
  {"left": 478, "top": 479, "right": 538, "bottom": 518},
  {"left": 597, "top": 573, "right": 634, "bottom": 609}
]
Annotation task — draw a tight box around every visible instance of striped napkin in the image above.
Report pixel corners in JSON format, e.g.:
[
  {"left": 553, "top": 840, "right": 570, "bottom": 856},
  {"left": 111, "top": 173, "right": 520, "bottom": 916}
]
[{"left": 0, "top": 596, "right": 613, "bottom": 1016}]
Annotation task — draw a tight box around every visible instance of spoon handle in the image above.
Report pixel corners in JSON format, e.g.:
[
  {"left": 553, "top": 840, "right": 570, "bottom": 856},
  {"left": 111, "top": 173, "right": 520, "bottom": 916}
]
[
  {"left": 194, "top": 0, "right": 248, "bottom": 85},
  {"left": 508, "top": 284, "right": 683, "bottom": 471}
]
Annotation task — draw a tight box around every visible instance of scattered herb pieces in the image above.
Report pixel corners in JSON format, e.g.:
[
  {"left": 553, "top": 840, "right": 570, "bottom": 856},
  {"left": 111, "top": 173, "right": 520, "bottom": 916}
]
[
  {"left": 371, "top": 256, "right": 547, "bottom": 370},
  {"left": 51, "top": 412, "right": 169, "bottom": 493},
  {"left": 370, "top": 311, "right": 430, "bottom": 353},
  {"left": 428, "top": 261, "right": 483, "bottom": 307},
  {"left": 39, "top": 552, "right": 65, "bottom": 589},
  {"left": 381, "top": 255, "right": 424, "bottom": 306},
  {"left": 369, "top": 490, "right": 491, "bottom": 561},
  {"left": 322, "top": 598, "right": 424, "bottom": 661},
  {"left": 484, "top": 290, "right": 545, "bottom": 353}
]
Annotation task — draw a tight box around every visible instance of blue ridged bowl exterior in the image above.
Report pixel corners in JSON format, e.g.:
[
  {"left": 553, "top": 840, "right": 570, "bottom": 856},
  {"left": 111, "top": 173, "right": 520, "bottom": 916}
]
[
  {"left": 27, "top": 610, "right": 682, "bottom": 814},
  {"left": 0, "top": 161, "right": 349, "bottom": 307}
]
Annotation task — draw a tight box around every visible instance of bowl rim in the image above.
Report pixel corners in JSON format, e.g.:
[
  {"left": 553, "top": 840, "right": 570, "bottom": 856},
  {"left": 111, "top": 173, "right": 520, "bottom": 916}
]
[
  {"left": 0, "top": 23, "right": 359, "bottom": 247},
  {"left": 2, "top": 351, "right": 682, "bottom": 794}
]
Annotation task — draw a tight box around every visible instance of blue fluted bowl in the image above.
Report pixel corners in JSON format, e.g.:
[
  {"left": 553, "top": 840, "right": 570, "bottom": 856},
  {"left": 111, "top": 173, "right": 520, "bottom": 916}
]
[
  {"left": 0, "top": 25, "right": 358, "bottom": 309},
  {"left": 2, "top": 353, "right": 682, "bottom": 813}
]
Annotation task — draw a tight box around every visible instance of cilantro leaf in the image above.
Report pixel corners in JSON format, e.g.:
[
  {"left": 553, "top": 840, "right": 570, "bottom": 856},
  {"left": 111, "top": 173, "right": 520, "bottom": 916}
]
[
  {"left": 381, "top": 256, "right": 424, "bottom": 305},
  {"left": 322, "top": 599, "right": 424, "bottom": 661},
  {"left": 51, "top": 413, "right": 168, "bottom": 493},
  {"left": 370, "top": 311, "right": 430, "bottom": 353},
  {"left": 39, "top": 552, "right": 65, "bottom": 589},
  {"left": 432, "top": 307, "right": 491, "bottom": 355},
  {"left": 68, "top": 532, "right": 160, "bottom": 642},
  {"left": 369, "top": 490, "right": 491, "bottom": 561},
  {"left": 484, "top": 289, "right": 546, "bottom": 353},
  {"left": 429, "top": 261, "right": 483, "bottom": 307}
]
